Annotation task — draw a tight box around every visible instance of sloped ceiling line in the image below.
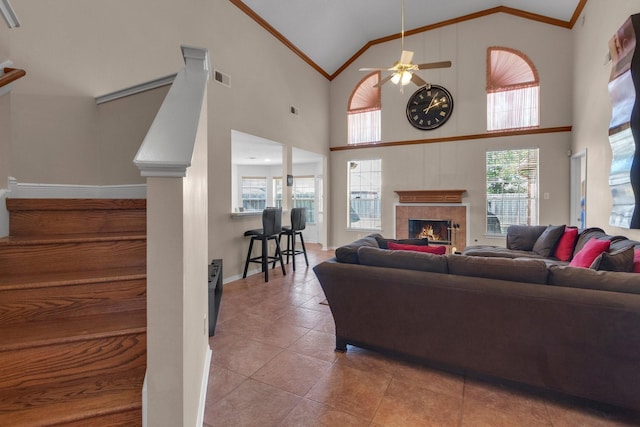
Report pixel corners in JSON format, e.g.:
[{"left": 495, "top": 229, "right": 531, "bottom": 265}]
[{"left": 230, "top": 0, "right": 588, "bottom": 81}]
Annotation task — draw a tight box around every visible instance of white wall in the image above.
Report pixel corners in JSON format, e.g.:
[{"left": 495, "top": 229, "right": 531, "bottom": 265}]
[
  {"left": 329, "top": 12, "right": 574, "bottom": 248},
  {"left": 0, "top": 23, "right": 10, "bottom": 184},
  {"left": 204, "top": 2, "right": 330, "bottom": 279},
  {"left": 0, "top": 24, "right": 11, "bottom": 237},
  {"left": 572, "top": 0, "right": 640, "bottom": 240},
  {"left": 2, "top": 1, "right": 330, "bottom": 278}
]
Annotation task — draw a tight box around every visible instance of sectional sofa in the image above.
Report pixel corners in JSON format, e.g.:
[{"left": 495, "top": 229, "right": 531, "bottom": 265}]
[{"left": 313, "top": 228, "right": 640, "bottom": 411}]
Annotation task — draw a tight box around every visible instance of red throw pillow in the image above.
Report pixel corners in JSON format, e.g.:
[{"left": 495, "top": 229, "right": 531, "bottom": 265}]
[
  {"left": 388, "top": 242, "right": 447, "bottom": 255},
  {"left": 553, "top": 227, "right": 579, "bottom": 261},
  {"left": 633, "top": 248, "right": 640, "bottom": 273},
  {"left": 568, "top": 239, "right": 611, "bottom": 268}
]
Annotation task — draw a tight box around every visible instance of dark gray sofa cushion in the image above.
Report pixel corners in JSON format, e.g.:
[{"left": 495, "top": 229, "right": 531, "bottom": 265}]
[
  {"left": 462, "top": 246, "right": 544, "bottom": 259},
  {"left": 335, "top": 233, "right": 381, "bottom": 264},
  {"left": 532, "top": 225, "right": 566, "bottom": 257},
  {"left": 506, "top": 225, "right": 547, "bottom": 251},
  {"left": 548, "top": 265, "right": 640, "bottom": 294},
  {"left": 446, "top": 254, "right": 548, "bottom": 284},
  {"left": 375, "top": 236, "right": 429, "bottom": 249},
  {"left": 357, "top": 246, "right": 448, "bottom": 273}
]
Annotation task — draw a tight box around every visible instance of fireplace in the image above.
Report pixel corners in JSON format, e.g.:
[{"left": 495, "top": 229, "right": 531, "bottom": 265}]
[
  {"left": 408, "top": 219, "right": 452, "bottom": 244},
  {"left": 395, "top": 203, "right": 467, "bottom": 251}
]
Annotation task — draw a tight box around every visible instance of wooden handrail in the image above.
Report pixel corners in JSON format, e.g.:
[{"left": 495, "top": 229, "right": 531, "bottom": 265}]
[{"left": 0, "top": 67, "right": 26, "bottom": 88}]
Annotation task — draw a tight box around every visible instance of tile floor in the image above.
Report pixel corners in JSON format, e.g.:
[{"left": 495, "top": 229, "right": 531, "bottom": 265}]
[{"left": 204, "top": 243, "right": 640, "bottom": 427}]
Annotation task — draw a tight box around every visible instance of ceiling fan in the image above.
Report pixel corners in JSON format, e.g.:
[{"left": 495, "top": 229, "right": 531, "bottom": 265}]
[{"left": 360, "top": 0, "right": 452, "bottom": 90}]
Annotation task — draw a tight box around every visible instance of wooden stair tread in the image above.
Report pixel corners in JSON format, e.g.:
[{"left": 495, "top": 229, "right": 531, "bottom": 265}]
[
  {"left": 0, "top": 368, "right": 144, "bottom": 427},
  {"left": 0, "top": 311, "right": 146, "bottom": 352},
  {"left": 1, "top": 198, "right": 147, "bottom": 425},
  {"left": 6, "top": 198, "right": 146, "bottom": 211},
  {"left": 0, "top": 266, "right": 146, "bottom": 290},
  {"left": 0, "top": 231, "right": 146, "bottom": 245}
]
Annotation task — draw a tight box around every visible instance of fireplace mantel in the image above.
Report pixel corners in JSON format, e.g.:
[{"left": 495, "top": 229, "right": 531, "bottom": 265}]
[{"left": 395, "top": 189, "right": 466, "bottom": 204}]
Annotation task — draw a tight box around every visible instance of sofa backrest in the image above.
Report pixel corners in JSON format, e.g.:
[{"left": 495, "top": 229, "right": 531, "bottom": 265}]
[
  {"left": 447, "top": 254, "right": 549, "bottom": 285},
  {"left": 357, "top": 246, "right": 448, "bottom": 273},
  {"left": 548, "top": 265, "right": 640, "bottom": 295}
]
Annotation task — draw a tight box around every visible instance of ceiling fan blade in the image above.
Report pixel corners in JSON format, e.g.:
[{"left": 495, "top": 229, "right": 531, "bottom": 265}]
[
  {"left": 416, "top": 60, "right": 452, "bottom": 70},
  {"left": 400, "top": 50, "right": 414, "bottom": 65},
  {"left": 373, "top": 73, "right": 394, "bottom": 88},
  {"left": 410, "top": 73, "right": 428, "bottom": 87},
  {"left": 359, "top": 67, "right": 391, "bottom": 71}
]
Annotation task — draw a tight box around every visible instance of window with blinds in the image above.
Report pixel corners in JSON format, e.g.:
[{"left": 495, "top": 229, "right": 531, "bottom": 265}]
[
  {"left": 241, "top": 177, "right": 267, "bottom": 212},
  {"left": 292, "top": 176, "right": 315, "bottom": 223},
  {"left": 486, "top": 148, "right": 539, "bottom": 235},
  {"left": 348, "top": 159, "right": 381, "bottom": 230},
  {"left": 273, "top": 177, "right": 283, "bottom": 209},
  {"left": 487, "top": 47, "right": 539, "bottom": 131},
  {"left": 348, "top": 72, "right": 381, "bottom": 144}
]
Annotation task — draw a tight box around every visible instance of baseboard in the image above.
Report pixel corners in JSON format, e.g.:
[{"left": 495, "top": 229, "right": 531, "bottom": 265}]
[
  {"left": 197, "top": 346, "right": 213, "bottom": 427},
  {"left": 7, "top": 177, "right": 146, "bottom": 198},
  {"left": 0, "top": 188, "right": 9, "bottom": 238},
  {"left": 142, "top": 372, "right": 148, "bottom": 427}
]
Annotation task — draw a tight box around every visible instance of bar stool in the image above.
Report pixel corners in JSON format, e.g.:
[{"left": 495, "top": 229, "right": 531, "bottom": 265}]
[
  {"left": 279, "top": 207, "right": 309, "bottom": 271},
  {"left": 242, "top": 207, "right": 286, "bottom": 282}
]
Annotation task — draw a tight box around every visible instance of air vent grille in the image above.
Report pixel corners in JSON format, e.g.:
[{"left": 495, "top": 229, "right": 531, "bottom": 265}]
[{"left": 213, "top": 69, "right": 230, "bottom": 87}]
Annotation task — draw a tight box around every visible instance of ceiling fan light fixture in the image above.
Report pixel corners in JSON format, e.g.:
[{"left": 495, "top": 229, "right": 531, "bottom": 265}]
[
  {"left": 391, "top": 70, "right": 412, "bottom": 85},
  {"left": 400, "top": 70, "right": 412, "bottom": 85}
]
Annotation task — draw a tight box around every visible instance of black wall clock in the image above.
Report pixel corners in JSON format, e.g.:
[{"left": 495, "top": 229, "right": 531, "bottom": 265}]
[{"left": 406, "top": 84, "right": 454, "bottom": 130}]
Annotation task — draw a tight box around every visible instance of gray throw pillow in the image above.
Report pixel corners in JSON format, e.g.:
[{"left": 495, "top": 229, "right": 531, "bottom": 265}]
[
  {"left": 532, "top": 225, "right": 566, "bottom": 257},
  {"left": 506, "top": 225, "right": 548, "bottom": 251},
  {"left": 589, "top": 246, "right": 634, "bottom": 272},
  {"left": 334, "top": 234, "right": 381, "bottom": 264}
]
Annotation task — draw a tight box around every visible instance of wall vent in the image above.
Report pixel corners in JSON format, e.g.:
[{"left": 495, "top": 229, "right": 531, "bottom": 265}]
[{"left": 214, "top": 69, "right": 230, "bottom": 87}]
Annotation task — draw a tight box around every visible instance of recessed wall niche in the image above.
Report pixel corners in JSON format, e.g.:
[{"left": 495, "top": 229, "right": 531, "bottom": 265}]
[{"left": 608, "top": 14, "right": 640, "bottom": 228}]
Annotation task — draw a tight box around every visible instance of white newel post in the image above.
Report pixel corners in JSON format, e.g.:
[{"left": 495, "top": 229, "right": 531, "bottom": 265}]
[{"left": 135, "top": 46, "right": 211, "bottom": 427}]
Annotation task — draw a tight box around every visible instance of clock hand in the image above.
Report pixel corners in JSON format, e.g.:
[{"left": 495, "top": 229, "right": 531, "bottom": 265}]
[
  {"left": 424, "top": 96, "right": 446, "bottom": 114},
  {"left": 423, "top": 97, "right": 437, "bottom": 114}
]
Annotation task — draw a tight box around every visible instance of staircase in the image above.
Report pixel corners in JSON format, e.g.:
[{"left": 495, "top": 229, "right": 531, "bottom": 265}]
[{"left": 0, "top": 198, "right": 147, "bottom": 426}]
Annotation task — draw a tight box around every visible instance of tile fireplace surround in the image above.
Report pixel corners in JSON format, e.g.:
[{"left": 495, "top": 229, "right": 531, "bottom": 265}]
[{"left": 394, "top": 190, "right": 468, "bottom": 251}]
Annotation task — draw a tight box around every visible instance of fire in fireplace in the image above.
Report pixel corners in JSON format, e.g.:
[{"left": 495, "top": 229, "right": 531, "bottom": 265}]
[{"left": 408, "top": 219, "right": 452, "bottom": 244}]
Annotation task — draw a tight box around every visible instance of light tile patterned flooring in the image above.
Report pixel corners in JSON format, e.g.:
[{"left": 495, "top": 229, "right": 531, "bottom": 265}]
[{"left": 204, "top": 244, "right": 640, "bottom": 426}]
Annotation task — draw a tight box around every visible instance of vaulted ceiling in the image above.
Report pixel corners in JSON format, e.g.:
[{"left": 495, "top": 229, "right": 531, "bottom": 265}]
[{"left": 231, "top": 0, "right": 585, "bottom": 79}]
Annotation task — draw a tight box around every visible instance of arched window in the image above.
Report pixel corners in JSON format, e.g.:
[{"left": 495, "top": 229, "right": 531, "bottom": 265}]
[
  {"left": 348, "top": 72, "right": 381, "bottom": 144},
  {"left": 487, "top": 47, "right": 539, "bottom": 131}
]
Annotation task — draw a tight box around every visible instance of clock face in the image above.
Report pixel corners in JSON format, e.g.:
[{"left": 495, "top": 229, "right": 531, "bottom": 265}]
[{"left": 406, "top": 85, "right": 454, "bottom": 130}]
